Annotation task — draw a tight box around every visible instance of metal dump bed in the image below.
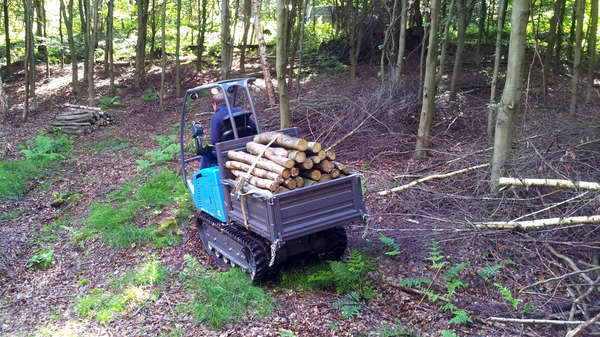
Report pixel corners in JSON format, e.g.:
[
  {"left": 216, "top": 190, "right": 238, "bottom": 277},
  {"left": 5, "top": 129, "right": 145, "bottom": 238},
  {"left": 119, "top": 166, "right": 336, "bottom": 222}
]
[{"left": 216, "top": 128, "right": 366, "bottom": 242}]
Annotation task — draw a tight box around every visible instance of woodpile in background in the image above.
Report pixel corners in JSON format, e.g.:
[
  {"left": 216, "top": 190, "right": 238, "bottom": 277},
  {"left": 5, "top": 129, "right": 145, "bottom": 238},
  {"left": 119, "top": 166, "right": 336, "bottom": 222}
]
[
  {"left": 226, "top": 132, "right": 351, "bottom": 194},
  {"left": 52, "top": 104, "right": 114, "bottom": 135}
]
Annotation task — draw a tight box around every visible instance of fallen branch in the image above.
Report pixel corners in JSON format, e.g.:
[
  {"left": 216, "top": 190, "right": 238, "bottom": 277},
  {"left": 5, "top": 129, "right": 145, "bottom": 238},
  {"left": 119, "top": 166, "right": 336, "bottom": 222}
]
[
  {"left": 379, "top": 163, "right": 489, "bottom": 196},
  {"left": 519, "top": 266, "right": 600, "bottom": 292},
  {"left": 325, "top": 117, "right": 371, "bottom": 152},
  {"left": 475, "top": 215, "right": 600, "bottom": 230},
  {"left": 487, "top": 317, "right": 600, "bottom": 326},
  {"left": 510, "top": 192, "right": 589, "bottom": 222},
  {"left": 565, "top": 312, "right": 600, "bottom": 337},
  {"left": 499, "top": 177, "right": 600, "bottom": 191}
]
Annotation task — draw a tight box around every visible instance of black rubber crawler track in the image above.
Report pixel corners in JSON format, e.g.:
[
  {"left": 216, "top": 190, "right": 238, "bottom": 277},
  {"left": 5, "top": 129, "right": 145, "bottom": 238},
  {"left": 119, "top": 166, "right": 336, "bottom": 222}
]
[{"left": 196, "top": 213, "right": 274, "bottom": 283}]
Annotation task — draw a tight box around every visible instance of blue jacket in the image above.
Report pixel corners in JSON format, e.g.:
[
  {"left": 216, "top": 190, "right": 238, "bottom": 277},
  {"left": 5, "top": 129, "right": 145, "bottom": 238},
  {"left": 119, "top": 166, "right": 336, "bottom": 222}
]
[{"left": 210, "top": 104, "right": 256, "bottom": 144}]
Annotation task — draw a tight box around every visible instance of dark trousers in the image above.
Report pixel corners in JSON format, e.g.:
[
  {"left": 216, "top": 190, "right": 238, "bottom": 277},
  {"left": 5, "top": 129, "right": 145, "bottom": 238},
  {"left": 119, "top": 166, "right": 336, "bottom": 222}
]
[{"left": 201, "top": 150, "right": 218, "bottom": 169}]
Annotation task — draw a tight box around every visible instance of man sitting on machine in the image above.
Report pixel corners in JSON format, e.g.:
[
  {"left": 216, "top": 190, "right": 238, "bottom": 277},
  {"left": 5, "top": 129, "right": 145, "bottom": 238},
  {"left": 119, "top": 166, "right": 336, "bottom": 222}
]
[{"left": 197, "top": 88, "right": 257, "bottom": 169}]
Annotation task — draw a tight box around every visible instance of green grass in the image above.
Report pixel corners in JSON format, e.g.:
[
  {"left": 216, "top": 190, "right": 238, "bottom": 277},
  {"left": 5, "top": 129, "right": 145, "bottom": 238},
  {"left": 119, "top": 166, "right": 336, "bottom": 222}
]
[
  {"left": 0, "top": 132, "right": 73, "bottom": 200},
  {"left": 0, "top": 210, "right": 23, "bottom": 220},
  {"left": 27, "top": 249, "right": 55, "bottom": 269},
  {"left": 87, "top": 135, "right": 129, "bottom": 154},
  {"left": 179, "top": 255, "right": 274, "bottom": 329},
  {"left": 77, "top": 170, "right": 189, "bottom": 248},
  {"left": 74, "top": 256, "right": 169, "bottom": 322}
]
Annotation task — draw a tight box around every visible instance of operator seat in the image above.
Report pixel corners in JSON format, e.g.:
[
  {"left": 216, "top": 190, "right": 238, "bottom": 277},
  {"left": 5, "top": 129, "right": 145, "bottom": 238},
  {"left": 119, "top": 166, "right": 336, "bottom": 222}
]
[{"left": 219, "top": 110, "right": 258, "bottom": 142}]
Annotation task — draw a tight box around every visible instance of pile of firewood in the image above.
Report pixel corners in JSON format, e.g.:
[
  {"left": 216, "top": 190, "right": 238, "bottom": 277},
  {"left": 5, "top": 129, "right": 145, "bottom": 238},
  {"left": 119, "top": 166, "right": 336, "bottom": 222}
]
[
  {"left": 52, "top": 104, "right": 114, "bottom": 135},
  {"left": 226, "top": 132, "right": 351, "bottom": 194}
]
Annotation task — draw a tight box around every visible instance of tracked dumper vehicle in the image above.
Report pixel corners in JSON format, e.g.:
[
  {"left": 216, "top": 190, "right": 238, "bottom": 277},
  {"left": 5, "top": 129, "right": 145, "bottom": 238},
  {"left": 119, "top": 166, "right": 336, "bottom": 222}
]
[{"left": 180, "top": 78, "right": 367, "bottom": 282}]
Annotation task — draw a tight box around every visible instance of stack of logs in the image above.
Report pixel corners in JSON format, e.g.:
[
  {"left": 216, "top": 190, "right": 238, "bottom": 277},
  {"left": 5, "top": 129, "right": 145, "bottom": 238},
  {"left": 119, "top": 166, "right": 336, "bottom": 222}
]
[
  {"left": 52, "top": 104, "right": 114, "bottom": 135},
  {"left": 226, "top": 132, "right": 351, "bottom": 194}
]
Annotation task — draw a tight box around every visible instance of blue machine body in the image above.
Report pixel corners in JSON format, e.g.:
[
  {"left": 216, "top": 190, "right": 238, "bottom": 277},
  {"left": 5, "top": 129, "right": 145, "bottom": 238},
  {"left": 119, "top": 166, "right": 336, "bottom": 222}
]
[{"left": 192, "top": 166, "right": 227, "bottom": 222}]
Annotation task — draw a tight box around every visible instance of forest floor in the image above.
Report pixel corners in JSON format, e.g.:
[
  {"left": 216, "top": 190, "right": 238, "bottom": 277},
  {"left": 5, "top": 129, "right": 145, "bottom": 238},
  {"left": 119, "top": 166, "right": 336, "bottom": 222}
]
[{"left": 1, "top": 53, "right": 600, "bottom": 337}]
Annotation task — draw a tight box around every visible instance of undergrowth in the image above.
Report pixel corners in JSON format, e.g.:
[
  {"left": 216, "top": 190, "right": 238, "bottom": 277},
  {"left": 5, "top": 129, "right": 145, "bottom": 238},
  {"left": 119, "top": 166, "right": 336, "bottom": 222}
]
[
  {"left": 280, "top": 251, "right": 376, "bottom": 319},
  {"left": 179, "top": 255, "right": 273, "bottom": 329},
  {"left": 136, "top": 130, "right": 179, "bottom": 171},
  {"left": 0, "top": 132, "right": 73, "bottom": 200},
  {"left": 74, "top": 256, "right": 169, "bottom": 322},
  {"left": 76, "top": 170, "right": 190, "bottom": 248}
]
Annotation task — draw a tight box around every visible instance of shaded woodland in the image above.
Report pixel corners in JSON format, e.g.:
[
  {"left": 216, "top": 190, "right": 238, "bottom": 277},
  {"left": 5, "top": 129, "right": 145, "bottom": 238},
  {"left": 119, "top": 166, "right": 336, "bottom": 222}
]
[{"left": 1, "top": 0, "right": 600, "bottom": 336}]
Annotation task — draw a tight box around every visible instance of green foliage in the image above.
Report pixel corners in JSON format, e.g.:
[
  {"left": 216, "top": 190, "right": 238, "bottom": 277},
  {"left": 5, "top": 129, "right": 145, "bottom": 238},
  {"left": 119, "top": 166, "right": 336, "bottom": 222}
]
[
  {"left": 100, "top": 95, "right": 121, "bottom": 110},
  {"left": 398, "top": 278, "right": 432, "bottom": 288},
  {"left": 332, "top": 294, "right": 362, "bottom": 319},
  {"left": 0, "top": 132, "right": 73, "bottom": 200},
  {"left": 142, "top": 88, "right": 159, "bottom": 101},
  {"left": 494, "top": 283, "right": 522, "bottom": 310},
  {"left": 77, "top": 170, "right": 187, "bottom": 248},
  {"left": 74, "top": 257, "right": 168, "bottom": 322},
  {"left": 319, "top": 58, "right": 348, "bottom": 70},
  {"left": 439, "top": 330, "right": 460, "bottom": 337},
  {"left": 477, "top": 264, "right": 504, "bottom": 281},
  {"left": 89, "top": 136, "right": 129, "bottom": 153},
  {"left": 449, "top": 309, "right": 472, "bottom": 324},
  {"left": 0, "top": 210, "right": 23, "bottom": 220},
  {"left": 426, "top": 238, "right": 447, "bottom": 270},
  {"left": 27, "top": 249, "right": 55, "bottom": 269},
  {"left": 368, "top": 322, "right": 420, "bottom": 337},
  {"left": 379, "top": 234, "right": 401, "bottom": 256},
  {"left": 179, "top": 255, "right": 273, "bottom": 329},
  {"left": 138, "top": 133, "right": 179, "bottom": 171}
]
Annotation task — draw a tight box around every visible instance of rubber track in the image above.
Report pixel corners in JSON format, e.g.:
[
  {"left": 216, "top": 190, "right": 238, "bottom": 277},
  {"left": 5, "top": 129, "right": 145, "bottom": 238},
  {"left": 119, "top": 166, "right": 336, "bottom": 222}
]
[{"left": 197, "top": 212, "right": 273, "bottom": 282}]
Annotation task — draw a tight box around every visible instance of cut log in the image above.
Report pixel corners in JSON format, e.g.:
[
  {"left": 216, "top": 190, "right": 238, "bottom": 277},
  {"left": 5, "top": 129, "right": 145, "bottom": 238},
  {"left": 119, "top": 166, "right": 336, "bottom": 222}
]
[
  {"left": 303, "top": 178, "right": 318, "bottom": 187},
  {"left": 288, "top": 150, "right": 306, "bottom": 163},
  {"left": 309, "top": 155, "right": 321, "bottom": 165},
  {"left": 317, "top": 160, "right": 335, "bottom": 173},
  {"left": 269, "top": 147, "right": 289, "bottom": 157},
  {"left": 330, "top": 169, "right": 341, "bottom": 178},
  {"left": 52, "top": 122, "right": 93, "bottom": 126},
  {"left": 307, "top": 141, "right": 322, "bottom": 153},
  {"left": 246, "top": 141, "right": 295, "bottom": 168},
  {"left": 301, "top": 169, "right": 321, "bottom": 181},
  {"left": 295, "top": 176, "right": 305, "bottom": 188},
  {"left": 499, "top": 177, "right": 600, "bottom": 191},
  {"left": 276, "top": 186, "right": 291, "bottom": 193},
  {"left": 326, "top": 150, "right": 336, "bottom": 161},
  {"left": 299, "top": 158, "right": 314, "bottom": 170},
  {"left": 253, "top": 132, "right": 308, "bottom": 151},
  {"left": 333, "top": 161, "right": 351, "bottom": 175},
  {"left": 227, "top": 151, "right": 291, "bottom": 178},
  {"left": 290, "top": 167, "right": 300, "bottom": 177},
  {"left": 283, "top": 178, "right": 297, "bottom": 189},
  {"left": 319, "top": 174, "right": 332, "bottom": 182},
  {"left": 225, "top": 161, "right": 283, "bottom": 181},
  {"left": 317, "top": 150, "right": 326, "bottom": 160},
  {"left": 475, "top": 215, "right": 600, "bottom": 230},
  {"left": 230, "top": 169, "right": 280, "bottom": 192}
]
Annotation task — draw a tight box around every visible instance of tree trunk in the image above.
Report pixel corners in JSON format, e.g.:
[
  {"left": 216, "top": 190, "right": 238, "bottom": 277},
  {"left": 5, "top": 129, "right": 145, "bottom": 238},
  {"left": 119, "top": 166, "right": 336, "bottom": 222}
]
[
  {"left": 150, "top": 0, "right": 156, "bottom": 57},
  {"left": 59, "top": 2, "right": 65, "bottom": 68},
  {"left": 220, "top": 0, "right": 232, "bottom": 80},
  {"left": 86, "top": 0, "right": 97, "bottom": 106},
  {"left": 197, "top": 0, "right": 207, "bottom": 70},
  {"left": 544, "top": 0, "right": 564, "bottom": 78},
  {"left": 0, "top": 74, "right": 6, "bottom": 120},
  {"left": 135, "top": 0, "right": 149, "bottom": 84},
  {"left": 475, "top": 0, "right": 486, "bottom": 69},
  {"left": 449, "top": 0, "right": 465, "bottom": 101},
  {"left": 348, "top": 0, "right": 364, "bottom": 80},
  {"left": 294, "top": 0, "right": 309, "bottom": 96},
  {"left": 175, "top": 0, "right": 181, "bottom": 96},
  {"left": 79, "top": 0, "right": 88, "bottom": 81},
  {"left": 160, "top": 0, "right": 166, "bottom": 109},
  {"left": 392, "top": 0, "right": 408, "bottom": 87},
  {"left": 240, "top": 0, "right": 251, "bottom": 73},
  {"left": 414, "top": 0, "right": 440, "bottom": 159},
  {"left": 554, "top": 0, "right": 567, "bottom": 71},
  {"left": 23, "top": 0, "right": 35, "bottom": 121},
  {"left": 437, "top": 0, "right": 454, "bottom": 85},
  {"left": 569, "top": 0, "right": 584, "bottom": 115},
  {"left": 585, "top": 0, "right": 598, "bottom": 102},
  {"left": 60, "top": 0, "right": 78, "bottom": 95},
  {"left": 108, "top": 0, "right": 115, "bottom": 93},
  {"left": 253, "top": 0, "right": 276, "bottom": 105},
  {"left": 3, "top": 0, "right": 10, "bottom": 67},
  {"left": 487, "top": 0, "right": 507, "bottom": 144},
  {"left": 276, "top": 0, "right": 290, "bottom": 128},
  {"left": 490, "top": 0, "right": 528, "bottom": 191}
]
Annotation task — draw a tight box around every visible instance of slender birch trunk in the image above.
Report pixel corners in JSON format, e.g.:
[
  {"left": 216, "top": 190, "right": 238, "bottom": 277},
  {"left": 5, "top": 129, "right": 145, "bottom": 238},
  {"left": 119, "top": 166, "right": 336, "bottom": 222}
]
[
  {"left": 487, "top": 0, "right": 507, "bottom": 144},
  {"left": 569, "top": 0, "right": 584, "bottom": 115}
]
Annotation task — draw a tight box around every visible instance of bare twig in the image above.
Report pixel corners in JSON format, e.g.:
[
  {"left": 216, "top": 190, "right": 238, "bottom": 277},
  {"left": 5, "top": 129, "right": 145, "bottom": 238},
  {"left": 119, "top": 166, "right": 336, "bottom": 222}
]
[
  {"left": 476, "top": 215, "right": 600, "bottom": 230},
  {"left": 510, "top": 192, "right": 590, "bottom": 222},
  {"left": 487, "top": 317, "right": 600, "bottom": 326},
  {"left": 519, "top": 267, "right": 600, "bottom": 292},
  {"left": 565, "top": 312, "right": 600, "bottom": 337}
]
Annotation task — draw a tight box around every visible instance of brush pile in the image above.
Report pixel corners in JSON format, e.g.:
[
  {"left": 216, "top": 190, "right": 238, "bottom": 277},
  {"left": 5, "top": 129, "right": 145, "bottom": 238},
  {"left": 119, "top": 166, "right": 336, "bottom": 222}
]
[
  {"left": 226, "top": 132, "right": 351, "bottom": 194},
  {"left": 52, "top": 104, "right": 114, "bottom": 134}
]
